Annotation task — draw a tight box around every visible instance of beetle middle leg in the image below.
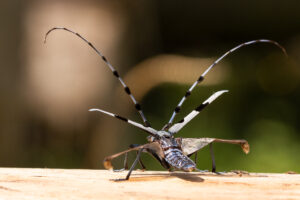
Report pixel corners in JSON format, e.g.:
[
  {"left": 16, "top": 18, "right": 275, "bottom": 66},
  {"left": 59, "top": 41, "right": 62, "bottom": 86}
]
[
  {"left": 125, "top": 148, "right": 143, "bottom": 180},
  {"left": 180, "top": 137, "right": 249, "bottom": 173},
  {"left": 113, "top": 144, "right": 146, "bottom": 172},
  {"left": 104, "top": 142, "right": 165, "bottom": 180},
  {"left": 209, "top": 143, "right": 216, "bottom": 172},
  {"left": 129, "top": 144, "right": 146, "bottom": 170},
  {"left": 188, "top": 149, "right": 215, "bottom": 173},
  {"left": 193, "top": 144, "right": 217, "bottom": 173}
]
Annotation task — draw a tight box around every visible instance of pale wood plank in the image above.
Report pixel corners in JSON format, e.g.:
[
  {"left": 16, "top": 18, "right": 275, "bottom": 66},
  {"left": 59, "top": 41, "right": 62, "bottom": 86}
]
[{"left": 0, "top": 168, "right": 299, "bottom": 200}]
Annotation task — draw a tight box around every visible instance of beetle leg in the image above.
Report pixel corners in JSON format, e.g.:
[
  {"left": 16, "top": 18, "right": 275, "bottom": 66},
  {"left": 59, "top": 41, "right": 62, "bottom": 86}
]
[
  {"left": 209, "top": 143, "right": 216, "bottom": 173},
  {"left": 180, "top": 137, "right": 249, "bottom": 173},
  {"left": 129, "top": 144, "right": 146, "bottom": 170},
  {"left": 125, "top": 148, "right": 143, "bottom": 180}
]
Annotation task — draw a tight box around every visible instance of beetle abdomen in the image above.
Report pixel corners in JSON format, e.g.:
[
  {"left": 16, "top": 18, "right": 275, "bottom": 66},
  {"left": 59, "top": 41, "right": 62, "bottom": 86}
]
[{"left": 164, "top": 148, "right": 196, "bottom": 172}]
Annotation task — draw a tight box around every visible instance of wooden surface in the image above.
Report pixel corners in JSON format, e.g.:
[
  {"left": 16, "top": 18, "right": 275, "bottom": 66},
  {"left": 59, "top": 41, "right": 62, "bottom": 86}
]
[{"left": 0, "top": 168, "right": 299, "bottom": 200}]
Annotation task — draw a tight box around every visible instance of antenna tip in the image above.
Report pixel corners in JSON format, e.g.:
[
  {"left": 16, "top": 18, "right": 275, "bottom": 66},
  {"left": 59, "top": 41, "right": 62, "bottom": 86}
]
[
  {"left": 43, "top": 32, "right": 51, "bottom": 44},
  {"left": 218, "top": 90, "right": 229, "bottom": 94}
]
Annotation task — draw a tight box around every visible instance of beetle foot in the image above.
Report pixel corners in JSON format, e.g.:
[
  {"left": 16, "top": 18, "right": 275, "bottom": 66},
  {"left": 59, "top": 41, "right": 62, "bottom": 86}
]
[{"left": 113, "top": 168, "right": 127, "bottom": 172}]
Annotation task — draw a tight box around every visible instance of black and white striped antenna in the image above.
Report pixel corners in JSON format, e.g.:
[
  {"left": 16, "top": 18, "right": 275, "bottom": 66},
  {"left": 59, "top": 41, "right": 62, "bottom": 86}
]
[
  {"left": 44, "top": 27, "right": 151, "bottom": 127},
  {"left": 168, "top": 90, "right": 228, "bottom": 134},
  {"left": 163, "top": 39, "right": 287, "bottom": 130},
  {"left": 89, "top": 108, "right": 158, "bottom": 136},
  {"left": 44, "top": 29, "right": 287, "bottom": 135}
]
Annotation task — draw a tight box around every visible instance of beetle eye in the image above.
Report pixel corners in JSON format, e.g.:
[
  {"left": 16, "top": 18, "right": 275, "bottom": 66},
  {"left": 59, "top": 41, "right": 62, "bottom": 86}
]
[{"left": 147, "top": 136, "right": 154, "bottom": 142}]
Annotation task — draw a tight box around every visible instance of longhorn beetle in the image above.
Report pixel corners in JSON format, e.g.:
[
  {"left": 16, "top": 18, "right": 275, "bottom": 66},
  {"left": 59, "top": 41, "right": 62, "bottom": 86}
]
[{"left": 44, "top": 27, "right": 287, "bottom": 180}]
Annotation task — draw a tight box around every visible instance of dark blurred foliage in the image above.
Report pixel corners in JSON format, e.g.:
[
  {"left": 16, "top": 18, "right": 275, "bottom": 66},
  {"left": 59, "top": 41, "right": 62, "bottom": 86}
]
[{"left": 0, "top": 0, "right": 299, "bottom": 173}]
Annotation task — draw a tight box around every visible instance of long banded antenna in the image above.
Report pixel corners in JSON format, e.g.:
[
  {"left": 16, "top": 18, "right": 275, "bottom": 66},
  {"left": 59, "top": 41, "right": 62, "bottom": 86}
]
[
  {"left": 89, "top": 108, "right": 158, "bottom": 136},
  {"left": 44, "top": 27, "right": 151, "bottom": 127},
  {"left": 168, "top": 90, "right": 228, "bottom": 134},
  {"left": 164, "top": 39, "right": 287, "bottom": 130}
]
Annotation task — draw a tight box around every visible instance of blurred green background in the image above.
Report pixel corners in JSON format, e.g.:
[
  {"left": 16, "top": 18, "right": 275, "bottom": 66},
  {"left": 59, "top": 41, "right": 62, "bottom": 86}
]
[{"left": 1, "top": 0, "right": 300, "bottom": 173}]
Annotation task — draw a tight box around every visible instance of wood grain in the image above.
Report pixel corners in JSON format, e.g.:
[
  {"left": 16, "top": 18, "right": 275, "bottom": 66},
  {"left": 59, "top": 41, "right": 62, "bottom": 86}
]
[{"left": 0, "top": 168, "right": 299, "bottom": 200}]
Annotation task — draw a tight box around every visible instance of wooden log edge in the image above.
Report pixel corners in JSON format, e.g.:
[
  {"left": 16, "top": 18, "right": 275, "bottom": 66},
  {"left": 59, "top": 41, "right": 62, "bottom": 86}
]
[{"left": 0, "top": 168, "right": 299, "bottom": 200}]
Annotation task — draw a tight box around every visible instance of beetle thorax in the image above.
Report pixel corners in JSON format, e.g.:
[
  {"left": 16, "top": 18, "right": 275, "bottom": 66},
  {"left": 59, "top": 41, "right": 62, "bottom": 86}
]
[
  {"left": 146, "top": 131, "right": 172, "bottom": 142},
  {"left": 157, "top": 131, "right": 172, "bottom": 137},
  {"left": 159, "top": 137, "right": 179, "bottom": 149}
]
